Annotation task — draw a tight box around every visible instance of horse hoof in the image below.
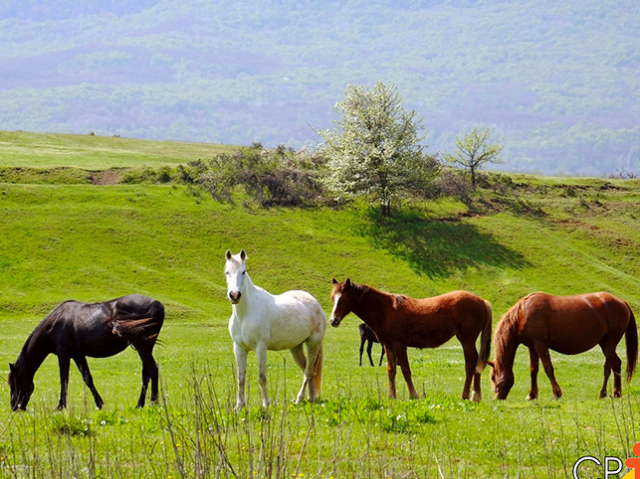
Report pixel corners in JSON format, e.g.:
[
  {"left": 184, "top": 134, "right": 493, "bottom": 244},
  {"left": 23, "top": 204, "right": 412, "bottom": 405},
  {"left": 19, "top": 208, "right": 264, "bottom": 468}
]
[
  {"left": 525, "top": 395, "right": 537, "bottom": 401},
  {"left": 470, "top": 391, "right": 482, "bottom": 402}
]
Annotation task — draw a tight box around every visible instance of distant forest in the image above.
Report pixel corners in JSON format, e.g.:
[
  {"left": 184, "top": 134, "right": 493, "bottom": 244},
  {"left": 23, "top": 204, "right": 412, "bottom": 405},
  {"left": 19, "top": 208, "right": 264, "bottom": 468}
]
[{"left": 0, "top": 0, "right": 639, "bottom": 175}]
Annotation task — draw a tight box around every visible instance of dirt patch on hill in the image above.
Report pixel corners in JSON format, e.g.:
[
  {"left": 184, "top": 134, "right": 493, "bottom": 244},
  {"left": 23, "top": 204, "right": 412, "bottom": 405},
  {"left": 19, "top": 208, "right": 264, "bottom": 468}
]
[{"left": 90, "top": 170, "right": 122, "bottom": 185}]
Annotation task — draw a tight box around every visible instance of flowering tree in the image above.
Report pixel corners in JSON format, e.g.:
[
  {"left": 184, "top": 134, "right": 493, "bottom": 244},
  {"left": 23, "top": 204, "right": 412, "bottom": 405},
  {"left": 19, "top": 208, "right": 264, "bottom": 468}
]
[{"left": 319, "top": 81, "right": 439, "bottom": 217}]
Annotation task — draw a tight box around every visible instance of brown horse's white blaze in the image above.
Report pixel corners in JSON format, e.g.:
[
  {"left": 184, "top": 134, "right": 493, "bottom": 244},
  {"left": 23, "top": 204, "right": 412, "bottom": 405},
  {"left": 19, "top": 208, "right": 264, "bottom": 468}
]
[
  {"left": 491, "top": 292, "right": 638, "bottom": 400},
  {"left": 330, "top": 278, "right": 492, "bottom": 402}
]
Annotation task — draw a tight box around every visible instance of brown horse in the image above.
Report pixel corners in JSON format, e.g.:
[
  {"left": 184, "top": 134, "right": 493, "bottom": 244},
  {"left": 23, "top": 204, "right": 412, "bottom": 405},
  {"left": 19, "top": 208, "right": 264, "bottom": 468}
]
[
  {"left": 330, "top": 279, "right": 492, "bottom": 401},
  {"left": 490, "top": 292, "right": 638, "bottom": 400}
]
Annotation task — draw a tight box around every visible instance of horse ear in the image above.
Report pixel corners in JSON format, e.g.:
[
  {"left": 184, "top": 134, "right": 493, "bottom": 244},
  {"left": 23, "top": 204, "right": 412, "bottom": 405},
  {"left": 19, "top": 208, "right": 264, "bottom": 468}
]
[
  {"left": 332, "top": 278, "right": 338, "bottom": 284},
  {"left": 345, "top": 278, "right": 352, "bottom": 287},
  {"left": 225, "top": 250, "right": 232, "bottom": 260},
  {"left": 240, "top": 249, "right": 247, "bottom": 261},
  {"left": 9, "top": 363, "right": 15, "bottom": 373},
  {"left": 487, "top": 361, "right": 495, "bottom": 369}
]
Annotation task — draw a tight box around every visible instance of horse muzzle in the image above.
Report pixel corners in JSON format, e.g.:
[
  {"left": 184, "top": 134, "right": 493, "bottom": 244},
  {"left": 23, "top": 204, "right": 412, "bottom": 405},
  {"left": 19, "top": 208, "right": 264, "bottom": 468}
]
[
  {"left": 228, "top": 291, "right": 242, "bottom": 304},
  {"left": 329, "top": 316, "right": 342, "bottom": 327}
]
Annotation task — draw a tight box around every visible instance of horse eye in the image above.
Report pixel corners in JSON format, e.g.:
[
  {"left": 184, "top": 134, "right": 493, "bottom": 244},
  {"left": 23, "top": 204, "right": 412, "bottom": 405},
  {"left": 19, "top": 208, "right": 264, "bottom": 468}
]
[{"left": 242, "top": 271, "right": 246, "bottom": 275}]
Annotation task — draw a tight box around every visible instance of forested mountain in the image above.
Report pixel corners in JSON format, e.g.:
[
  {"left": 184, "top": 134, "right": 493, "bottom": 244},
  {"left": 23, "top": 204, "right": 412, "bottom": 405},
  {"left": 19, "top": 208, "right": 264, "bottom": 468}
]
[{"left": 1, "top": 0, "right": 639, "bottom": 174}]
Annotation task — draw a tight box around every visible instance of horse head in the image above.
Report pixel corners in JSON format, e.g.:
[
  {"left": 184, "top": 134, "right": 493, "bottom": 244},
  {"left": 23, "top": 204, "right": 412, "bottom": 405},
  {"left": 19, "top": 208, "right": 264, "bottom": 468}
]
[
  {"left": 488, "top": 361, "right": 514, "bottom": 400},
  {"left": 329, "top": 278, "right": 356, "bottom": 327},
  {"left": 8, "top": 363, "right": 34, "bottom": 411},
  {"left": 225, "top": 249, "right": 248, "bottom": 304}
]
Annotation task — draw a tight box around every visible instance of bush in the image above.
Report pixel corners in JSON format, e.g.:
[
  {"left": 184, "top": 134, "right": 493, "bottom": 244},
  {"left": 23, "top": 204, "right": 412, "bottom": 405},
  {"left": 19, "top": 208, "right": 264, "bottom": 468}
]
[
  {"left": 180, "top": 145, "right": 328, "bottom": 207},
  {"left": 435, "top": 169, "right": 472, "bottom": 204}
]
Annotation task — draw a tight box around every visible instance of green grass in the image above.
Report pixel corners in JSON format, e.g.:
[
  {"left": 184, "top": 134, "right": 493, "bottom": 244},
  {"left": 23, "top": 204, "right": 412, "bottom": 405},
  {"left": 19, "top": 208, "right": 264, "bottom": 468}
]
[
  {"left": 2, "top": 135, "right": 640, "bottom": 477},
  {"left": 0, "top": 130, "right": 237, "bottom": 169}
]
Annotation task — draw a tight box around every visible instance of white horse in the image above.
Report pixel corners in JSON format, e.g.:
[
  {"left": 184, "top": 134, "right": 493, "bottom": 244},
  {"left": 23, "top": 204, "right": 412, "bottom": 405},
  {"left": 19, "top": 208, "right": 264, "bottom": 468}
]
[{"left": 224, "top": 249, "right": 326, "bottom": 408}]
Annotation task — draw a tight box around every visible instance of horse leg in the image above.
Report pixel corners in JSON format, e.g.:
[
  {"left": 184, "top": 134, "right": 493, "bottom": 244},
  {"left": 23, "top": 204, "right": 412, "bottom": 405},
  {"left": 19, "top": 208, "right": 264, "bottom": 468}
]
[
  {"left": 598, "top": 340, "right": 611, "bottom": 399},
  {"left": 526, "top": 347, "right": 540, "bottom": 400},
  {"left": 234, "top": 343, "right": 249, "bottom": 409},
  {"left": 136, "top": 348, "right": 159, "bottom": 408},
  {"left": 73, "top": 356, "right": 104, "bottom": 409},
  {"left": 393, "top": 346, "right": 419, "bottom": 399},
  {"left": 385, "top": 345, "right": 398, "bottom": 399},
  {"left": 379, "top": 345, "right": 385, "bottom": 366},
  {"left": 57, "top": 355, "right": 70, "bottom": 410},
  {"left": 611, "top": 351, "right": 623, "bottom": 398},
  {"left": 299, "top": 339, "right": 322, "bottom": 403},
  {"left": 256, "top": 342, "right": 270, "bottom": 408},
  {"left": 603, "top": 336, "right": 623, "bottom": 398},
  {"left": 366, "top": 340, "right": 375, "bottom": 367},
  {"left": 359, "top": 336, "right": 366, "bottom": 366},
  {"left": 535, "top": 342, "right": 562, "bottom": 399},
  {"left": 460, "top": 341, "right": 479, "bottom": 401},
  {"left": 290, "top": 344, "right": 309, "bottom": 404}
]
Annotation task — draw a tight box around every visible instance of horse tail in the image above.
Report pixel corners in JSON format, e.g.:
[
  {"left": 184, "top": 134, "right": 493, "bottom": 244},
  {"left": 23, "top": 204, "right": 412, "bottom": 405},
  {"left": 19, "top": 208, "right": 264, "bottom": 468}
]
[
  {"left": 110, "top": 300, "right": 165, "bottom": 348},
  {"left": 312, "top": 343, "right": 323, "bottom": 399},
  {"left": 625, "top": 302, "right": 638, "bottom": 382},
  {"left": 477, "top": 300, "right": 492, "bottom": 373}
]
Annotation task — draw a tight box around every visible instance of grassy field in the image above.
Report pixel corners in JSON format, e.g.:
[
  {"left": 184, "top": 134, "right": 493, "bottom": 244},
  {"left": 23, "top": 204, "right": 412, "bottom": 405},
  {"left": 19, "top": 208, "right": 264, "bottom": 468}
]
[
  {"left": 0, "top": 131, "right": 236, "bottom": 169},
  {"left": 1, "top": 133, "right": 640, "bottom": 477}
]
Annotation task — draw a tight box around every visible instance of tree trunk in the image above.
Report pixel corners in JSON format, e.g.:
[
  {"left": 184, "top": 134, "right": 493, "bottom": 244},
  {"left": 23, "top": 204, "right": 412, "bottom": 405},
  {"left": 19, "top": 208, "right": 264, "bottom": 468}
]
[{"left": 381, "top": 202, "right": 391, "bottom": 217}]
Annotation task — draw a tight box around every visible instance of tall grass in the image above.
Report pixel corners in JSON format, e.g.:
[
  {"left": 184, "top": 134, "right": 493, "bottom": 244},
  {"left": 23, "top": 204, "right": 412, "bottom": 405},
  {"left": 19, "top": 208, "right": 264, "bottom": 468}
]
[{"left": 1, "top": 358, "right": 639, "bottom": 478}]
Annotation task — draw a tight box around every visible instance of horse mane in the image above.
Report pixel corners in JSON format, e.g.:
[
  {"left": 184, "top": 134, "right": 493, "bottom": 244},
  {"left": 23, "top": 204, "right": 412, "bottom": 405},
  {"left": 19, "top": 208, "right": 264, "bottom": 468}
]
[
  {"left": 351, "top": 282, "right": 372, "bottom": 300},
  {"left": 13, "top": 303, "right": 68, "bottom": 372},
  {"left": 493, "top": 296, "right": 531, "bottom": 371}
]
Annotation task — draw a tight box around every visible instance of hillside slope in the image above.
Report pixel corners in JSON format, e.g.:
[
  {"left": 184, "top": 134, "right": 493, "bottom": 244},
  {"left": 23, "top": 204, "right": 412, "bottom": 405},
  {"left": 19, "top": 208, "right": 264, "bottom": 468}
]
[{"left": 1, "top": 166, "right": 639, "bottom": 323}]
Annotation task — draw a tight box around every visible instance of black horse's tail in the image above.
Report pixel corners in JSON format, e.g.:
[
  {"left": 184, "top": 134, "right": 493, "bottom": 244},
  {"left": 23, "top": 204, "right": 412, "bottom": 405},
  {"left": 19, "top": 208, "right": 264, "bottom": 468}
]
[
  {"left": 625, "top": 302, "right": 638, "bottom": 382},
  {"left": 110, "top": 300, "right": 165, "bottom": 348}
]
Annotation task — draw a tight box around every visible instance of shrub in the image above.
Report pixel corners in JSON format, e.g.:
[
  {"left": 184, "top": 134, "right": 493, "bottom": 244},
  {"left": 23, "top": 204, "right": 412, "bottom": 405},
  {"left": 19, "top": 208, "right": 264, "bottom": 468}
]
[{"left": 181, "top": 145, "right": 328, "bottom": 207}]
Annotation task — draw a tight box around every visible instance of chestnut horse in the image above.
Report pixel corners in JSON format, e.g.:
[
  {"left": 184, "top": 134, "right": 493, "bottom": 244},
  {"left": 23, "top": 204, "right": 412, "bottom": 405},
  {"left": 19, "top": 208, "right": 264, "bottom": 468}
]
[
  {"left": 330, "top": 279, "right": 492, "bottom": 401},
  {"left": 490, "top": 292, "right": 638, "bottom": 400}
]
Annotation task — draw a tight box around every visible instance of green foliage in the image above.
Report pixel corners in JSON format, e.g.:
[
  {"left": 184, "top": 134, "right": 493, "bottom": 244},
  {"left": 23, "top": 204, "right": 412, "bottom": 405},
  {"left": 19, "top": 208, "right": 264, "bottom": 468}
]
[
  {"left": 320, "top": 82, "right": 440, "bottom": 216},
  {"left": 444, "top": 127, "right": 504, "bottom": 188},
  {"left": 49, "top": 414, "right": 90, "bottom": 437}
]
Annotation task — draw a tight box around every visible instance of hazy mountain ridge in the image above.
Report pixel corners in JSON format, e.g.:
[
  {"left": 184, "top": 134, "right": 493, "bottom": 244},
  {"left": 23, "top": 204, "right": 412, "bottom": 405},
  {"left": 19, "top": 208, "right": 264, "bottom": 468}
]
[{"left": 1, "top": 0, "right": 639, "bottom": 174}]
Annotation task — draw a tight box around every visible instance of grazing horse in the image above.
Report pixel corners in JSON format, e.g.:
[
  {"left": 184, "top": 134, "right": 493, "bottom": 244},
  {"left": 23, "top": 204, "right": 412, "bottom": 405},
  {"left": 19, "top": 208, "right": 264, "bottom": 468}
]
[
  {"left": 225, "top": 250, "right": 325, "bottom": 408},
  {"left": 359, "top": 323, "right": 385, "bottom": 366},
  {"left": 330, "top": 279, "right": 492, "bottom": 401},
  {"left": 490, "top": 292, "right": 638, "bottom": 400},
  {"left": 8, "top": 294, "right": 164, "bottom": 411}
]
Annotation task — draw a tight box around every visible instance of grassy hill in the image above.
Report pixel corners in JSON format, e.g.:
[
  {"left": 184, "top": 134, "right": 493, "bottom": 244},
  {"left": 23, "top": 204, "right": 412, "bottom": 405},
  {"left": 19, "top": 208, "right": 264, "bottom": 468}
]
[
  {"left": 1, "top": 132, "right": 640, "bottom": 477},
  {"left": 0, "top": 130, "right": 235, "bottom": 169}
]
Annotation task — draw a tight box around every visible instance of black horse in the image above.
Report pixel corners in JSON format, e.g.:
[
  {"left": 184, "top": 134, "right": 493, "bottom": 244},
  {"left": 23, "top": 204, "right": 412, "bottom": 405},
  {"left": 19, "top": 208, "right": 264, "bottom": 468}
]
[
  {"left": 8, "top": 294, "right": 164, "bottom": 411},
  {"left": 359, "top": 323, "right": 385, "bottom": 366}
]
